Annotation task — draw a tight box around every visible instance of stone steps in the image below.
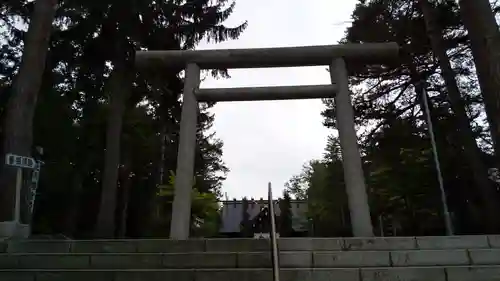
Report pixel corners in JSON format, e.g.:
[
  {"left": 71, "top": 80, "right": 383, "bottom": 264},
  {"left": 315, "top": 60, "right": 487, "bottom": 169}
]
[
  {"left": 2, "top": 249, "right": 500, "bottom": 269},
  {"left": 1, "top": 266, "right": 500, "bottom": 281},
  {"left": 1, "top": 236, "right": 500, "bottom": 280},
  {"left": 2, "top": 235, "right": 499, "bottom": 253}
]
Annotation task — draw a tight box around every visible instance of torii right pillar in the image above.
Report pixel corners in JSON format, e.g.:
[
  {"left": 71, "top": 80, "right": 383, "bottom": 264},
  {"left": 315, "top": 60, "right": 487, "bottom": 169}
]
[{"left": 330, "top": 58, "right": 374, "bottom": 237}]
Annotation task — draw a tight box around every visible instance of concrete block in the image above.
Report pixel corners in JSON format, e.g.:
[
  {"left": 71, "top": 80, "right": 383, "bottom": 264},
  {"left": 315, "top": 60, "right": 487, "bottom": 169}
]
[
  {"left": 361, "top": 267, "right": 446, "bottom": 281},
  {"left": 488, "top": 236, "right": 500, "bottom": 248},
  {"left": 115, "top": 269, "right": 194, "bottom": 281},
  {"left": 0, "top": 271, "right": 34, "bottom": 281},
  {"left": 0, "top": 241, "right": 7, "bottom": 253},
  {"left": 469, "top": 249, "right": 500, "bottom": 265},
  {"left": 16, "top": 225, "right": 30, "bottom": 238},
  {"left": 280, "top": 269, "right": 312, "bottom": 281},
  {"left": 310, "top": 269, "right": 360, "bottom": 281},
  {"left": 90, "top": 254, "right": 162, "bottom": 269},
  {"left": 18, "top": 254, "right": 90, "bottom": 269},
  {"left": 71, "top": 240, "right": 137, "bottom": 253},
  {"left": 205, "top": 269, "right": 358, "bottom": 281},
  {"left": 205, "top": 239, "right": 268, "bottom": 252},
  {"left": 163, "top": 253, "right": 236, "bottom": 268},
  {"left": 7, "top": 240, "right": 71, "bottom": 253},
  {"left": 0, "top": 222, "right": 29, "bottom": 238},
  {"left": 194, "top": 269, "right": 272, "bottom": 281},
  {"left": 313, "top": 251, "right": 390, "bottom": 267},
  {"left": 308, "top": 238, "right": 344, "bottom": 251},
  {"left": 0, "top": 254, "right": 18, "bottom": 268},
  {"left": 446, "top": 266, "right": 500, "bottom": 281},
  {"left": 237, "top": 252, "right": 271, "bottom": 268},
  {"left": 416, "top": 236, "right": 489, "bottom": 250},
  {"left": 391, "top": 250, "right": 469, "bottom": 266},
  {"left": 136, "top": 239, "right": 205, "bottom": 253},
  {"left": 35, "top": 270, "right": 115, "bottom": 281},
  {"left": 343, "top": 237, "right": 416, "bottom": 251},
  {"left": 280, "top": 252, "right": 311, "bottom": 268},
  {"left": 0, "top": 222, "right": 16, "bottom": 238},
  {"left": 278, "top": 238, "right": 343, "bottom": 251}
]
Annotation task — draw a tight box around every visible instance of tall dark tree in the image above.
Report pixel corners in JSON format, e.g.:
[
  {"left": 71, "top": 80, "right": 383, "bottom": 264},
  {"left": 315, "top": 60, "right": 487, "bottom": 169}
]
[
  {"left": 278, "top": 190, "right": 293, "bottom": 237},
  {"left": 0, "top": 0, "right": 241, "bottom": 238},
  {"left": 458, "top": 0, "right": 500, "bottom": 164},
  {"left": 93, "top": 0, "right": 247, "bottom": 237},
  {"left": 418, "top": 0, "right": 500, "bottom": 232},
  {"left": 286, "top": 0, "right": 500, "bottom": 236},
  {"left": 0, "top": 0, "right": 58, "bottom": 223},
  {"left": 240, "top": 197, "right": 251, "bottom": 237},
  {"left": 329, "top": 0, "right": 498, "bottom": 233}
]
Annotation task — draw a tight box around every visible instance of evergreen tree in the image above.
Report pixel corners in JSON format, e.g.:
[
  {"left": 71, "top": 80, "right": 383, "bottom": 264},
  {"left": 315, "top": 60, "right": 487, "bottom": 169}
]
[
  {"left": 240, "top": 197, "right": 251, "bottom": 237},
  {"left": 278, "top": 190, "right": 293, "bottom": 237},
  {"left": 457, "top": 0, "right": 500, "bottom": 165},
  {"left": 0, "top": 0, "right": 58, "bottom": 223},
  {"left": 286, "top": 154, "right": 349, "bottom": 237},
  {"left": 285, "top": 0, "right": 500, "bottom": 236},
  {"left": 92, "top": 0, "right": 247, "bottom": 237},
  {"left": 333, "top": 0, "right": 497, "bottom": 234},
  {"left": 419, "top": 0, "right": 500, "bottom": 232},
  {"left": 0, "top": 0, "right": 245, "bottom": 238}
]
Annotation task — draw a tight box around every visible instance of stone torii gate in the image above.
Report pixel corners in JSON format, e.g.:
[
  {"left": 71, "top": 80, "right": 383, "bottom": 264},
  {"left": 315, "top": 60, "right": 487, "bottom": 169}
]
[{"left": 135, "top": 43, "right": 400, "bottom": 240}]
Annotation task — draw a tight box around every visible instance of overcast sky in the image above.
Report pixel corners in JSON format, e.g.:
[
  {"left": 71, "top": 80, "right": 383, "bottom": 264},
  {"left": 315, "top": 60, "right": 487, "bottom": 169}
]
[{"left": 199, "top": 0, "right": 357, "bottom": 200}]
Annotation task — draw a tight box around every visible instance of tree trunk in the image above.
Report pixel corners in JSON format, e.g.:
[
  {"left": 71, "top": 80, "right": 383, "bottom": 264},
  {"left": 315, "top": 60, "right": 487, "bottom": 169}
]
[
  {"left": 116, "top": 157, "right": 132, "bottom": 238},
  {"left": 64, "top": 169, "right": 84, "bottom": 237},
  {"left": 0, "top": 0, "right": 58, "bottom": 222},
  {"left": 419, "top": 0, "right": 500, "bottom": 232},
  {"left": 458, "top": 0, "right": 500, "bottom": 167},
  {"left": 94, "top": 62, "right": 132, "bottom": 238}
]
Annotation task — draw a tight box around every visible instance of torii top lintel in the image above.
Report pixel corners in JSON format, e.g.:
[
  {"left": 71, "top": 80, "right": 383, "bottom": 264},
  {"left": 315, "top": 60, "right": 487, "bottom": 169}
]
[{"left": 135, "top": 42, "right": 400, "bottom": 70}]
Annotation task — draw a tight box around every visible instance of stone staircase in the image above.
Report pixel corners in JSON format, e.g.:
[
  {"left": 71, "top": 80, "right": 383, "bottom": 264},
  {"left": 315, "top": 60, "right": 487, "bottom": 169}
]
[{"left": 1, "top": 235, "right": 500, "bottom": 280}]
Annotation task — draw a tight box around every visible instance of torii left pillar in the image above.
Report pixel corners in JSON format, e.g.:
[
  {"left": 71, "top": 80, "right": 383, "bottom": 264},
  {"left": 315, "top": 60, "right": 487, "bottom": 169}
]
[{"left": 170, "top": 63, "right": 200, "bottom": 239}]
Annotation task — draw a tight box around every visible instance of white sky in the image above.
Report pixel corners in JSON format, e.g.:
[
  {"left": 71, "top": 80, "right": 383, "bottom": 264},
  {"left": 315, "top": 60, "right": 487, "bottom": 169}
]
[{"left": 199, "top": 0, "right": 357, "bottom": 199}]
